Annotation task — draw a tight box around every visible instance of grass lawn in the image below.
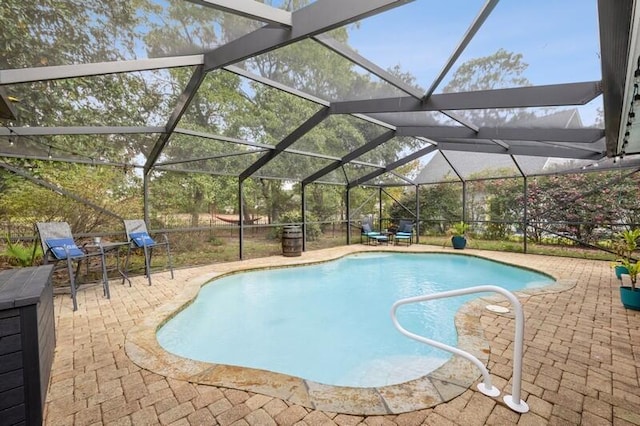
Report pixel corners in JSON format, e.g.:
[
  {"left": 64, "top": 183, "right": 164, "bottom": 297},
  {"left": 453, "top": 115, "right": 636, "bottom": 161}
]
[{"left": 419, "top": 236, "right": 613, "bottom": 261}]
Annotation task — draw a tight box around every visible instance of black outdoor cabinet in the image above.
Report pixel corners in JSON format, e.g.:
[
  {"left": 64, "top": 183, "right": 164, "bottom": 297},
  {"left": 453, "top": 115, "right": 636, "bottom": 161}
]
[{"left": 0, "top": 265, "right": 55, "bottom": 426}]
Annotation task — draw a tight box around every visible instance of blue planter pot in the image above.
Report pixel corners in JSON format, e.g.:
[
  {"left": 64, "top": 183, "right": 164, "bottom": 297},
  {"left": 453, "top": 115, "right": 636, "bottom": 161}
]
[
  {"left": 615, "top": 265, "right": 629, "bottom": 280},
  {"left": 620, "top": 286, "right": 640, "bottom": 311},
  {"left": 451, "top": 235, "right": 467, "bottom": 249}
]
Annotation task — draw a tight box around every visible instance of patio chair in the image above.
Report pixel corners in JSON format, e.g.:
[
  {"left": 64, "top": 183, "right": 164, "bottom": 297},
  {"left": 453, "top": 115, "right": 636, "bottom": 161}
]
[
  {"left": 395, "top": 220, "right": 414, "bottom": 245},
  {"left": 397, "top": 219, "right": 413, "bottom": 233},
  {"left": 35, "top": 221, "right": 109, "bottom": 311},
  {"left": 361, "top": 221, "right": 379, "bottom": 244},
  {"left": 395, "top": 225, "right": 413, "bottom": 246},
  {"left": 361, "top": 222, "right": 390, "bottom": 245},
  {"left": 123, "top": 219, "right": 174, "bottom": 286}
]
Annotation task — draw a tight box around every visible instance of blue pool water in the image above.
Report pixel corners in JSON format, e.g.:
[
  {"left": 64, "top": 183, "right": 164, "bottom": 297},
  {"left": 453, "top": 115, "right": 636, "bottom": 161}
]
[{"left": 157, "top": 253, "right": 553, "bottom": 388}]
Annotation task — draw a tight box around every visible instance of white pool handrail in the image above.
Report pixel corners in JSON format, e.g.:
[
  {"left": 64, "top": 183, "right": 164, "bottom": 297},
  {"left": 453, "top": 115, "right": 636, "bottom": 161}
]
[{"left": 390, "top": 285, "right": 529, "bottom": 413}]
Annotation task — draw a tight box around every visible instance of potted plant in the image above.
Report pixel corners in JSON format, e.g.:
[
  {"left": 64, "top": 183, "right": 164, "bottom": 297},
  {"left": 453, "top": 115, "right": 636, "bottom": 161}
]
[
  {"left": 613, "top": 228, "right": 640, "bottom": 310},
  {"left": 611, "top": 237, "right": 630, "bottom": 279},
  {"left": 449, "top": 221, "right": 469, "bottom": 249}
]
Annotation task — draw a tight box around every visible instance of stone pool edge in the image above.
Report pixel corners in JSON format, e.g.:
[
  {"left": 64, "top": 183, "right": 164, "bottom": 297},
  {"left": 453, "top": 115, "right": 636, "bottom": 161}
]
[{"left": 124, "top": 246, "right": 577, "bottom": 415}]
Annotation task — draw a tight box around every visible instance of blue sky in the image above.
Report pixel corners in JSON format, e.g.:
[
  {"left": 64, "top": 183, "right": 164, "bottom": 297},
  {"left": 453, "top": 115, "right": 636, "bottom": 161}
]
[{"left": 347, "top": 0, "right": 601, "bottom": 90}]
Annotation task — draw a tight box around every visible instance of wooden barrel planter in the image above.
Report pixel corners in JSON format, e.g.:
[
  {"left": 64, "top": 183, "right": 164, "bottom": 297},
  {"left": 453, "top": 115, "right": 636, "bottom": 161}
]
[{"left": 282, "top": 226, "right": 303, "bottom": 257}]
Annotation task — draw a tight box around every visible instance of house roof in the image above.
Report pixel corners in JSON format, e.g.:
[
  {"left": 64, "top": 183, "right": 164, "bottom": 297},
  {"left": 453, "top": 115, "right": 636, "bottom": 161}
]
[{"left": 415, "top": 108, "right": 593, "bottom": 183}]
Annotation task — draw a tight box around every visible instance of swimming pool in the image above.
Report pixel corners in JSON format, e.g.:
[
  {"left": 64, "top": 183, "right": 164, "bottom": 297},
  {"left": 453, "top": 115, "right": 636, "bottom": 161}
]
[{"left": 157, "top": 252, "right": 554, "bottom": 388}]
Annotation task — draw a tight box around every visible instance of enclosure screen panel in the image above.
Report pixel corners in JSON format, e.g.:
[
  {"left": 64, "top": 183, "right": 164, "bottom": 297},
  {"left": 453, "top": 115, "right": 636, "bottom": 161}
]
[
  {"left": 236, "top": 38, "right": 407, "bottom": 103},
  {"left": 290, "top": 114, "right": 388, "bottom": 158},
  {"left": 436, "top": 2, "right": 601, "bottom": 93},
  {"left": 2, "top": 1, "right": 262, "bottom": 68}
]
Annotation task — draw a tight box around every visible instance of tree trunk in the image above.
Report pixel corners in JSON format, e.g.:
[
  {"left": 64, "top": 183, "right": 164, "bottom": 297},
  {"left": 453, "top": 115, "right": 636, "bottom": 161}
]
[{"left": 190, "top": 188, "right": 203, "bottom": 227}]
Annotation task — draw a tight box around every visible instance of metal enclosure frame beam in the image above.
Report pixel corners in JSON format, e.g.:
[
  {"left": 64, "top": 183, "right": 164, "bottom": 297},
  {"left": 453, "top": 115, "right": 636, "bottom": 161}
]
[
  {"left": 203, "top": 0, "right": 413, "bottom": 72},
  {"left": 1, "top": 126, "right": 165, "bottom": 136},
  {"left": 0, "top": 56, "right": 204, "bottom": 85},
  {"left": 172, "top": 126, "right": 384, "bottom": 166},
  {"left": 346, "top": 188, "right": 351, "bottom": 245},
  {"left": 415, "top": 185, "right": 420, "bottom": 243},
  {"left": 155, "top": 150, "right": 267, "bottom": 167},
  {"left": 331, "top": 81, "right": 602, "bottom": 114},
  {"left": 424, "top": 0, "right": 500, "bottom": 98},
  {"left": 440, "top": 151, "right": 465, "bottom": 183},
  {"left": 144, "top": 65, "right": 206, "bottom": 173},
  {"left": 523, "top": 176, "right": 528, "bottom": 253},
  {"left": 239, "top": 107, "right": 330, "bottom": 181},
  {"left": 184, "top": 0, "right": 292, "bottom": 26},
  {"left": 348, "top": 145, "right": 438, "bottom": 188},
  {"left": 597, "top": 0, "right": 633, "bottom": 156},
  {"left": 433, "top": 141, "right": 603, "bottom": 159},
  {"left": 310, "top": 34, "right": 484, "bottom": 132},
  {"left": 312, "top": 34, "right": 422, "bottom": 98},
  {"left": 238, "top": 179, "right": 244, "bottom": 260},
  {"left": 301, "top": 183, "right": 307, "bottom": 252},
  {"left": 396, "top": 126, "right": 605, "bottom": 143},
  {"left": 302, "top": 130, "right": 396, "bottom": 184}
]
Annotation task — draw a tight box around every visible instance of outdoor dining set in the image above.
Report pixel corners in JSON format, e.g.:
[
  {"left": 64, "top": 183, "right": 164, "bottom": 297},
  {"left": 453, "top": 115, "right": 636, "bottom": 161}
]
[
  {"left": 35, "top": 219, "right": 173, "bottom": 310},
  {"left": 361, "top": 218, "right": 414, "bottom": 246}
]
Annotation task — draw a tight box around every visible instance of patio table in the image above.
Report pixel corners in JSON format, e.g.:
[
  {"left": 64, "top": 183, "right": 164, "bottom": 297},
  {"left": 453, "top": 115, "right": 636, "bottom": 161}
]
[{"left": 85, "top": 241, "right": 131, "bottom": 287}]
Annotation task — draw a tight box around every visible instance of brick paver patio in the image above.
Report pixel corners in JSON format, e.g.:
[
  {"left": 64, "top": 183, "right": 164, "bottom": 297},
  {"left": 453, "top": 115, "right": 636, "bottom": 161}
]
[{"left": 43, "top": 245, "right": 640, "bottom": 425}]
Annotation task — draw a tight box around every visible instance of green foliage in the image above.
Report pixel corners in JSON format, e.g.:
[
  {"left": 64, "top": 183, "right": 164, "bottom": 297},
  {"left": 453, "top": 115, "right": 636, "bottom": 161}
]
[
  {"left": 389, "top": 182, "right": 462, "bottom": 234},
  {"left": 468, "top": 178, "right": 523, "bottom": 239},
  {"left": 443, "top": 48, "right": 536, "bottom": 126},
  {"left": 272, "top": 211, "right": 322, "bottom": 241},
  {"left": 2, "top": 0, "right": 167, "bottom": 231},
  {"left": 0, "top": 164, "right": 142, "bottom": 233},
  {"left": 449, "top": 221, "right": 470, "bottom": 237},
  {"left": 207, "top": 235, "right": 225, "bottom": 246},
  {"left": 621, "top": 229, "right": 640, "bottom": 250},
  {"left": 306, "top": 184, "right": 344, "bottom": 222},
  {"left": 4, "top": 0, "right": 639, "bottom": 276},
  {"left": 526, "top": 171, "right": 640, "bottom": 244},
  {"left": 1, "top": 0, "right": 425, "bottom": 242},
  {"left": 615, "top": 228, "right": 640, "bottom": 289},
  {"left": 2, "top": 236, "right": 42, "bottom": 267},
  {"left": 621, "top": 260, "right": 640, "bottom": 288}
]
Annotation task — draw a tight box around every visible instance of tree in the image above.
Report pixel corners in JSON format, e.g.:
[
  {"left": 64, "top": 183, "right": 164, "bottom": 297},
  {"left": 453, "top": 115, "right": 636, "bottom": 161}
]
[
  {"left": 2, "top": 0, "right": 432, "bottom": 235},
  {"left": 526, "top": 171, "right": 640, "bottom": 244},
  {"left": 1, "top": 1, "right": 164, "bottom": 230},
  {"left": 141, "top": 1, "right": 257, "bottom": 226},
  {"left": 474, "top": 178, "right": 524, "bottom": 239},
  {"left": 304, "top": 183, "right": 343, "bottom": 224},
  {"left": 0, "top": 164, "right": 142, "bottom": 233},
  {"left": 2, "top": 1, "right": 166, "bottom": 152},
  {"left": 443, "top": 48, "right": 536, "bottom": 126},
  {"left": 389, "top": 181, "right": 463, "bottom": 234}
]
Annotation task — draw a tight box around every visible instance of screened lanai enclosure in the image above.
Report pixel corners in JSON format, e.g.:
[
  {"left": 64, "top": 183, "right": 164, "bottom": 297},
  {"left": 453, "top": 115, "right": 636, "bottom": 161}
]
[{"left": 2, "top": 0, "right": 640, "bottom": 270}]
